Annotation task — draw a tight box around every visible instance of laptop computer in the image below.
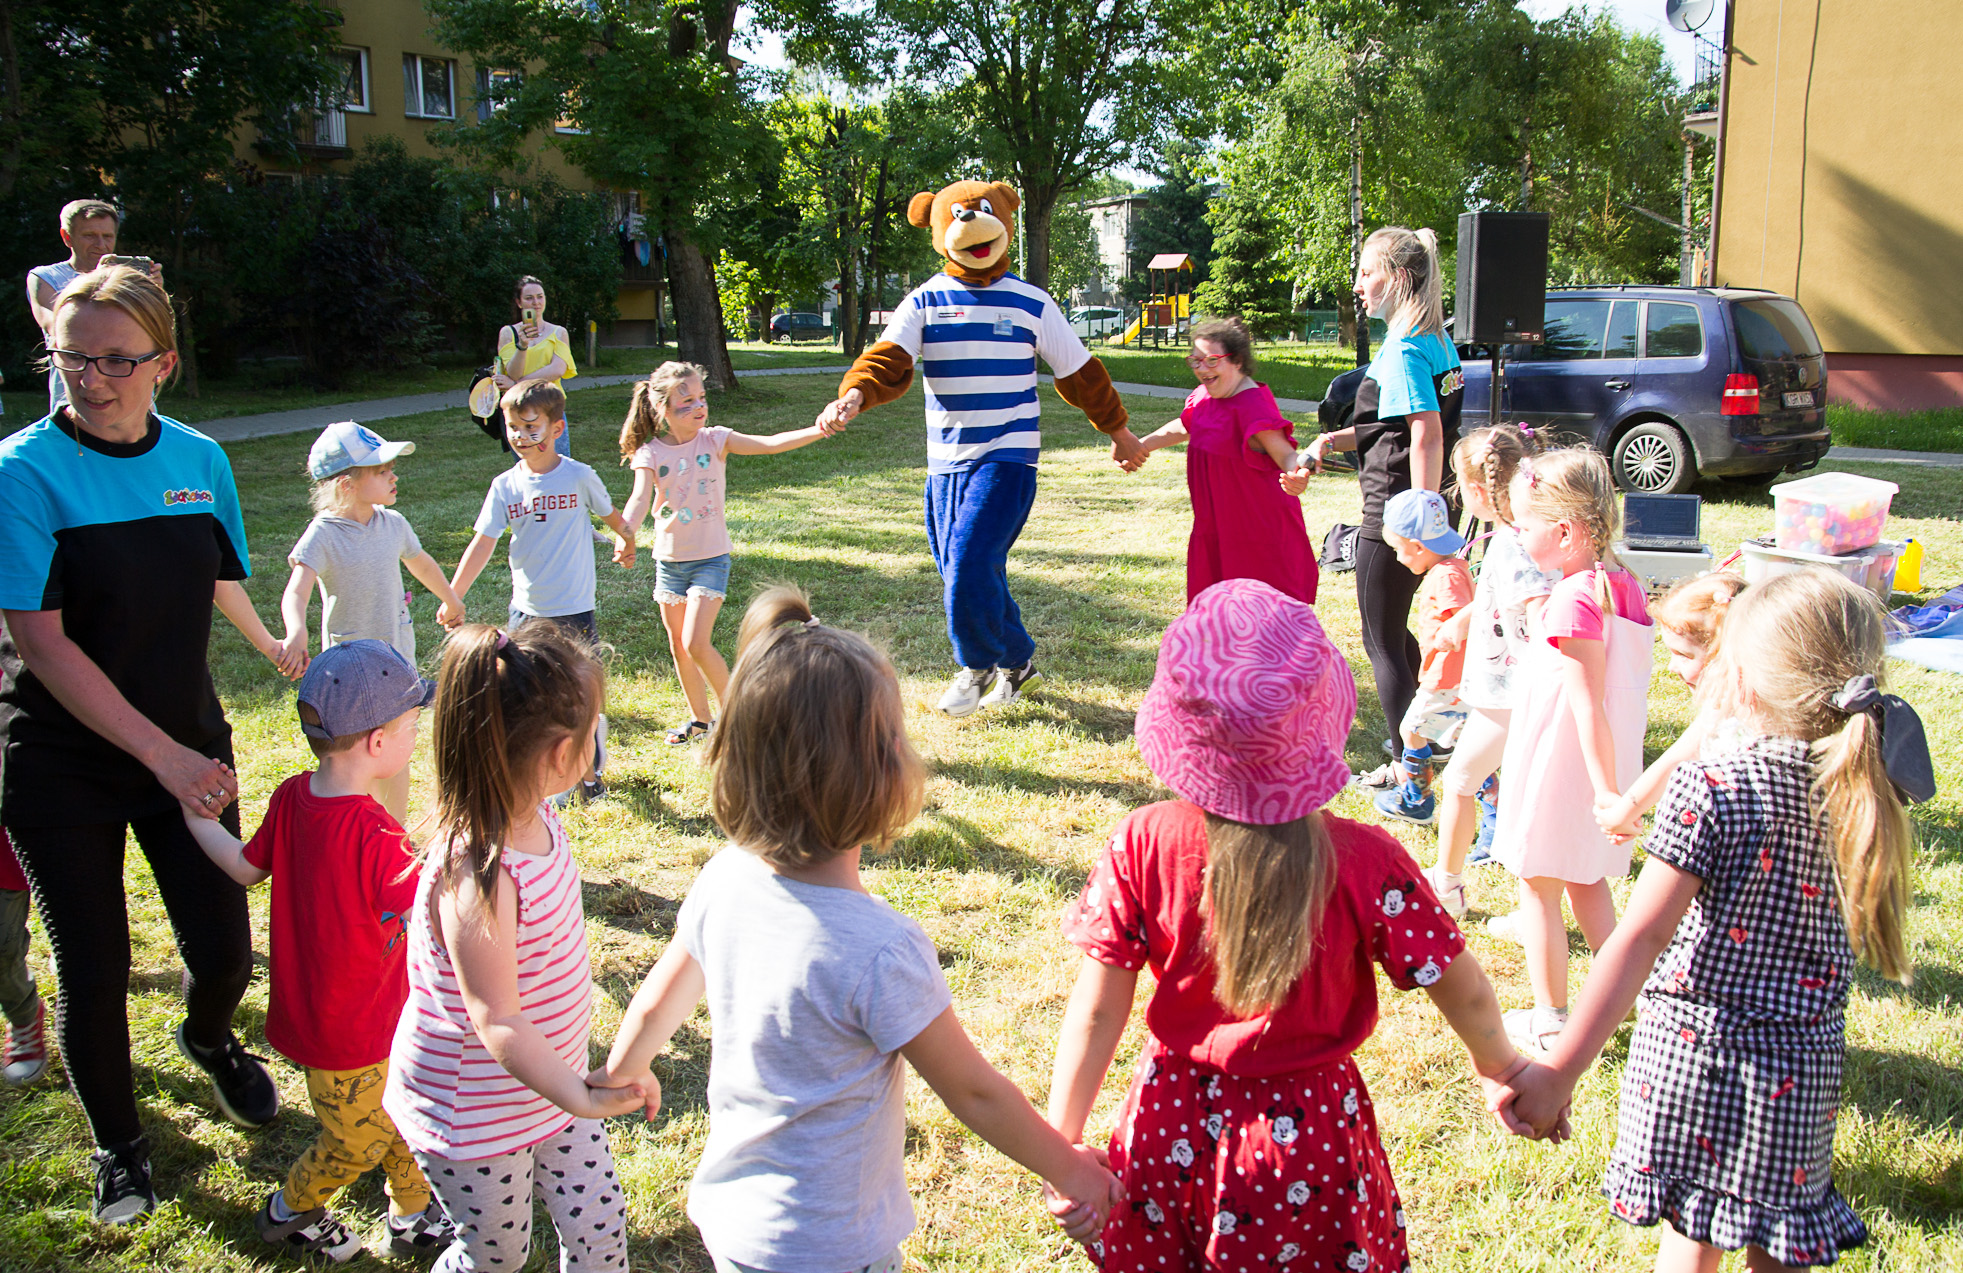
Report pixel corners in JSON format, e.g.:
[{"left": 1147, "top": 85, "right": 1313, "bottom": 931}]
[{"left": 1622, "top": 493, "right": 1703, "bottom": 552}]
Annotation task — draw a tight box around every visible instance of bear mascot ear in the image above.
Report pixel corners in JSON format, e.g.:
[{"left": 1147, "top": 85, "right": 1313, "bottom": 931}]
[
  {"left": 986, "top": 182, "right": 1022, "bottom": 215},
  {"left": 907, "top": 191, "right": 937, "bottom": 228}
]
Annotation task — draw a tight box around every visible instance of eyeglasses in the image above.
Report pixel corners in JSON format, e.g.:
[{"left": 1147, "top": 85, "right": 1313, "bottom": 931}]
[
  {"left": 47, "top": 348, "right": 166, "bottom": 378},
  {"left": 1185, "top": 353, "right": 1230, "bottom": 370}
]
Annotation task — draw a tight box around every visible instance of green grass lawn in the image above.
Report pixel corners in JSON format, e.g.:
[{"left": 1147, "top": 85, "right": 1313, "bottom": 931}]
[
  {"left": 2, "top": 376, "right": 1960, "bottom": 1271},
  {"left": 1828, "top": 404, "right": 1963, "bottom": 454},
  {"left": 1090, "top": 342, "right": 1356, "bottom": 402}
]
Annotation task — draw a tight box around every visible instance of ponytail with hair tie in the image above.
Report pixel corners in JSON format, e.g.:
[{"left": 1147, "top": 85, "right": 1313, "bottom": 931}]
[{"left": 1829, "top": 675, "right": 1936, "bottom": 804}]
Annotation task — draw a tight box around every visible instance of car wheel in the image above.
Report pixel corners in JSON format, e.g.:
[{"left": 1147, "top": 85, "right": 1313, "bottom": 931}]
[{"left": 1612, "top": 422, "right": 1695, "bottom": 494}]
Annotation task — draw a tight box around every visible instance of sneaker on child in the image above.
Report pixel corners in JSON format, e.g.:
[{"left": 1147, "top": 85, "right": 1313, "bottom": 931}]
[
  {"left": 1423, "top": 866, "right": 1467, "bottom": 919},
  {"left": 1504, "top": 1005, "right": 1568, "bottom": 1055},
  {"left": 386, "top": 1202, "right": 456, "bottom": 1256},
  {"left": 1485, "top": 911, "right": 1523, "bottom": 944},
  {"left": 1467, "top": 779, "right": 1499, "bottom": 865},
  {"left": 1374, "top": 779, "right": 1437, "bottom": 825},
  {"left": 979, "top": 660, "right": 1040, "bottom": 708},
  {"left": 2, "top": 999, "right": 48, "bottom": 1086},
  {"left": 936, "top": 667, "right": 997, "bottom": 717},
  {"left": 1352, "top": 760, "right": 1400, "bottom": 790},
  {"left": 256, "top": 1188, "right": 366, "bottom": 1263}
]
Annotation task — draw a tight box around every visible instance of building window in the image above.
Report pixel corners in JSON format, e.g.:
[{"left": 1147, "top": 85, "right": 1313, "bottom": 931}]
[
  {"left": 476, "top": 67, "right": 521, "bottom": 122},
  {"left": 554, "top": 92, "right": 588, "bottom": 134},
  {"left": 335, "top": 48, "right": 371, "bottom": 113},
  {"left": 403, "top": 54, "right": 455, "bottom": 119}
]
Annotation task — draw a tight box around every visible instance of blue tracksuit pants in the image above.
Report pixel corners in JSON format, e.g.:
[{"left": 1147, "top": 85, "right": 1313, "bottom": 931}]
[{"left": 924, "top": 462, "right": 1038, "bottom": 671}]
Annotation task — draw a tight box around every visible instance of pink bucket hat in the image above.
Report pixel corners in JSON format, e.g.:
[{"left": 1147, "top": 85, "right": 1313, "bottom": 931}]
[{"left": 1136, "top": 579, "right": 1356, "bottom": 825}]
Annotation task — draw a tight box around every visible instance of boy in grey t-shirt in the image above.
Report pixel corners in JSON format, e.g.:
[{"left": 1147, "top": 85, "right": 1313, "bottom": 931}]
[{"left": 450, "top": 382, "right": 634, "bottom": 799}]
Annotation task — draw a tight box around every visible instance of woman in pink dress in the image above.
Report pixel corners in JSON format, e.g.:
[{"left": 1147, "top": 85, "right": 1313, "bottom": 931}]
[{"left": 1131, "top": 319, "right": 1318, "bottom": 606}]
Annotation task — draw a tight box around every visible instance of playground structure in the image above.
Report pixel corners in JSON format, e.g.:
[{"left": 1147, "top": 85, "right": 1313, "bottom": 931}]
[{"left": 1115, "top": 252, "right": 1195, "bottom": 347}]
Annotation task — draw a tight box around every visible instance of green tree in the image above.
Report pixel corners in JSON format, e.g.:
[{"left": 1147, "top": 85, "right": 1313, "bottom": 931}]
[
  {"left": 880, "top": 0, "right": 1197, "bottom": 292},
  {"left": 1128, "top": 139, "right": 1216, "bottom": 285},
  {"left": 1192, "top": 187, "right": 1293, "bottom": 337}
]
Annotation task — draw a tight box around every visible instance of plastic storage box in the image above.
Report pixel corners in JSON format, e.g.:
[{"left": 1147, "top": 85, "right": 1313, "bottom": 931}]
[
  {"left": 1738, "top": 536, "right": 1904, "bottom": 600},
  {"left": 1769, "top": 471, "right": 1898, "bottom": 556},
  {"left": 1614, "top": 542, "right": 1715, "bottom": 594}
]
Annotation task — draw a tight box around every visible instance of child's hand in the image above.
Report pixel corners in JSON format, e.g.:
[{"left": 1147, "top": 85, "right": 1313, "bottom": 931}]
[
  {"left": 1489, "top": 1058, "right": 1576, "bottom": 1142},
  {"left": 1594, "top": 792, "right": 1640, "bottom": 843},
  {"left": 1280, "top": 468, "right": 1310, "bottom": 497},
  {"left": 588, "top": 1065, "right": 662, "bottom": 1120},
  {"left": 571, "top": 1076, "right": 647, "bottom": 1121},
  {"left": 436, "top": 598, "right": 465, "bottom": 629},
  {"left": 1436, "top": 608, "right": 1472, "bottom": 653},
  {"left": 816, "top": 388, "right": 863, "bottom": 435},
  {"left": 612, "top": 536, "right": 636, "bottom": 569},
  {"left": 1041, "top": 1143, "right": 1123, "bottom": 1243},
  {"left": 277, "top": 631, "right": 310, "bottom": 676},
  {"left": 265, "top": 635, "right": 307, "bottom": 680}
]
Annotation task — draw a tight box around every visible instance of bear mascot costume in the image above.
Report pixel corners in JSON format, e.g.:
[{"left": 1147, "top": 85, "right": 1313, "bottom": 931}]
[{"left": 817, "top": 179, "right": 1142, "bottom": 716}]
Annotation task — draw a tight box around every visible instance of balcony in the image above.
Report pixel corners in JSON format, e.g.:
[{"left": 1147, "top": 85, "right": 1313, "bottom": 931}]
[{"left": 254, "top": 108, "right": 352, "bottom": 163}]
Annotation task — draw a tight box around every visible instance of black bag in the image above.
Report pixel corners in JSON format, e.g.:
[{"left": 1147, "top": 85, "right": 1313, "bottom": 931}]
[
  {"left": 1320, "top": 521, "right": 1361, "bottom": 573},
  {"left": 467, "top": 364, "right": 510, "bottom": 450}
]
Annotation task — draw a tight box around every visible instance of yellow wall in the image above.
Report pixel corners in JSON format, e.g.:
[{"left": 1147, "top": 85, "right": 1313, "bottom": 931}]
[
  {"left": 242, "top": 0, "right": 584, "bottom": 187},
  {"left": 1714, "top": 0, "right": 1963, "bottom": 356}
]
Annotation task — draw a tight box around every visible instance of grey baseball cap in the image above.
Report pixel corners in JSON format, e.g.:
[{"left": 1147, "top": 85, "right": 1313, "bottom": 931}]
[{"left": 296, "top": 640, "right": 436, "bottom": 740}]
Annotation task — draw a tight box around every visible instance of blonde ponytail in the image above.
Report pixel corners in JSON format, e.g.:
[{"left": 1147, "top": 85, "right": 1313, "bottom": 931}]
[{"left": 1363, "top": 225, "right": 1445, "bottom": 339}]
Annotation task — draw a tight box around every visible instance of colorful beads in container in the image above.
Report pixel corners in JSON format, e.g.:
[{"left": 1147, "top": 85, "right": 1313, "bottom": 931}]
[{"left": 1770, "top": 471, "right": 1898, "bottom": 556}]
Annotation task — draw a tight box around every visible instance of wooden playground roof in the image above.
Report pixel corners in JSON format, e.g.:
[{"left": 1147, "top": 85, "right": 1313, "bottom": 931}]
[{"left": 1146, "top": 253, "right": 1194, "bottom": 270}]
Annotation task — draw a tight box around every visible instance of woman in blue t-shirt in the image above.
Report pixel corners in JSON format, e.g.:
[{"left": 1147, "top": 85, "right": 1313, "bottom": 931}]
[{"left": 1303, "top": 227, "right": 1464, "bottom": 778}]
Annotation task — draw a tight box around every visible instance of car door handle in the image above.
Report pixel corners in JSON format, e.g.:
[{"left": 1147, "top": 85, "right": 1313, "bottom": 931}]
[{"left": 1604, "top": 379, "right": 1631, "bottom": 391}]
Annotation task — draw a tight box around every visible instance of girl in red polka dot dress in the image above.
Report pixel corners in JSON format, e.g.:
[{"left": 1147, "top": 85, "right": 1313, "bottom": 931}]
[{"left": 1044, "top": 578, "right": 1542, "bottom": 1272}]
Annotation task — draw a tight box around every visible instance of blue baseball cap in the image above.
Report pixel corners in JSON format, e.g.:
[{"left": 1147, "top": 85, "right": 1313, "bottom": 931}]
[
  {"left": 296, "top": 640, "right": 436, "bottom": 740},
  {"left": 1383, "top": 489, "right": 1467, "bottom": 555},
  {"left": 308, "top": 420, "right": 415, "bottom": 480}
]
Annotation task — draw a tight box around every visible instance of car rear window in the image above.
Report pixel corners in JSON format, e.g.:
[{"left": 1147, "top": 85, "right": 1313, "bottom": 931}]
[
  {"left": 1644, "top": 301, "right": 1702, "bottom": 358},
  {"left": 1732, "top": 299, "right": 1824, "bottom": 360}
]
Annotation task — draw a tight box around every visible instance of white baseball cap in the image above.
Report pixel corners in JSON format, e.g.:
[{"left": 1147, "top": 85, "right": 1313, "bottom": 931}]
[
  {"left": 308, "top": 420, "right": 415, "bottom": 480},
  {"left": 1383, "top": 488, "right": 1467, "bottom": 554}
]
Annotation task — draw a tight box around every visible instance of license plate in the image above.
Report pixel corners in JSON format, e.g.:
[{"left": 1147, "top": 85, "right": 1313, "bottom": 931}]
[{"left": 1783, "top": 390, "right": 1814, "bottom": 408}]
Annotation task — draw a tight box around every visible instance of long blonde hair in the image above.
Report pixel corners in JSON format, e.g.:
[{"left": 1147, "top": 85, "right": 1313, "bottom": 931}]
[
  {"left": 618, "top": 360, "right": 707, "bottom": 460},
  {"left": 307, "top": 464, "right": 388, "bottom": 517},
  {"left": 1362, "top": 225, "right": 1445, "bottom": 339},
  {"left": 707, "top": 586, "right": 925, "bottom": 869},
  {"left": 1699, "top": 570, "right": 1913, "bottom": 983},
  {"left": 1514, "top": 446, "right": 1623, "bottom": 613},
  {"left": 1202, "top": 812, "right": 1336, "bottom": 1018},
  {"left": 1449, "top": 422, "right": 1541, "bottom": 525}
]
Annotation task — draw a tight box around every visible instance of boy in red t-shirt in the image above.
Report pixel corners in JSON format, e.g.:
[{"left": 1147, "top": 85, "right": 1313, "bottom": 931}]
[
  {"left": 182, "top": 640, "right": 451, "bottom": 1263},
  {"left": 1375, "top": 489, "right": 1474, "bottom": 830}
]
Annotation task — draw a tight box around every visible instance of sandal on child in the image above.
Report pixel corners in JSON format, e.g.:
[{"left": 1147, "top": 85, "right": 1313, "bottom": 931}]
[{"left": 666, "top": 720, "right": 709, "bottom": 745}]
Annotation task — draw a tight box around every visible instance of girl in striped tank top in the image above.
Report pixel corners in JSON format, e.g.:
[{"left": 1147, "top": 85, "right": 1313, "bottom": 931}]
[{"left": 384, "top": 623, "right": 646, "bottom": 1272}]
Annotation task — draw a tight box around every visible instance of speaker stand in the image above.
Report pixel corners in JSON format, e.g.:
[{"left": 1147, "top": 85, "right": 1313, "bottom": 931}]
[{"left": 1488, "top": 345, "right": 1505, "bottom": 429}]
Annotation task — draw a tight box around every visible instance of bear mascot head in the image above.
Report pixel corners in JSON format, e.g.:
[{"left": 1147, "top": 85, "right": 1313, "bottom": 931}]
[{"left": 908, "top": 180, "right": 1021, "bottom": 286}]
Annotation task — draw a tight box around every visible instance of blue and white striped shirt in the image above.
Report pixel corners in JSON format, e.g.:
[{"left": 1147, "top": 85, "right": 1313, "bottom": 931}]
[{"left": 878, "top": 273, "right": 1092, "bottom": 474}]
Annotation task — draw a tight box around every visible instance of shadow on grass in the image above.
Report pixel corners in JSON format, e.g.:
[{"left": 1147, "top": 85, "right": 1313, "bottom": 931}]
[
  {"left": 584, "top": 877, "right": 680, "bottom": 941},
  {"left": 931, "top": 757, "right": 1154, "bottom": 812},
  {"left": 891, "top": 809, "right": 1092, "bottom": 897}
]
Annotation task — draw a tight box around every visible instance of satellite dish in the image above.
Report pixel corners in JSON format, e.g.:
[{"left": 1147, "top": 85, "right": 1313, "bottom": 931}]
[{"left": 1666, "top": 0, "right": 1715, "bottom": 32}]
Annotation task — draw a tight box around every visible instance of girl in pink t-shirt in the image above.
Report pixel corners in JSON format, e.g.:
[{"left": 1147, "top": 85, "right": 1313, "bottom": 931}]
[
  {"left": 1490, "top": 448, "right": 1653, "bottom": 1055},
  {"left": 618, "top": 362, "right": 829, "bottom": 744},
  {"left": 1046, "top": 579, "right": 1539, "bottom": 1273},
  {"left": 1129, "top": 319, "right": 1317, "bottom": 607}
]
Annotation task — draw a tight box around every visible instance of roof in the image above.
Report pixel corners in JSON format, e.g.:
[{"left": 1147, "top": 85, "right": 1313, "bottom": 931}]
[{"left": 1147, "top": 253, "right": 1193, "bottom": 270}]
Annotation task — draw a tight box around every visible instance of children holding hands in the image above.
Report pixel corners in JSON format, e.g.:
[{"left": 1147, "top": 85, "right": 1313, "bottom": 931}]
[
  {"left": 616, "top": 361, "right": 829, "bottom": 744},
  {"left": 1493, "top": 570, "right": 1928, "bottom": 1271},
  {"left": 180, "top": 640, "right": 451, "bottom": 1262},
  {"left": 599, "top": 587, "right": 1123, "bottom": 1270}
]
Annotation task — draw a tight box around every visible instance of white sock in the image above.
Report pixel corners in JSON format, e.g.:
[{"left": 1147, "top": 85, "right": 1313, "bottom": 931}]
[{"left": 270, "top": 1191, "right": 298, "bottom": 1222}]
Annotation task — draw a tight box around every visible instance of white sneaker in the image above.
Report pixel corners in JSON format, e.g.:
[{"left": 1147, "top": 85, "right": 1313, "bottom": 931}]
[
  {"left": 1352, "top": 761, "right": 1400, "bottom": 790},
  {"left": 936, "top": 668, "right": 997, "bottom": 718},
  {"left": 1504, "top": 1006, "right": 1569, "bottom": 1055},
  {"left": 979, "top": 661, "right": 1040, "bottom": 708},
  {"left": 1423, "top": 867, "right": 1467, "bottom": 919},
  {"left": 1485, "top": 911, "right": 1523, "bottom": 943}
]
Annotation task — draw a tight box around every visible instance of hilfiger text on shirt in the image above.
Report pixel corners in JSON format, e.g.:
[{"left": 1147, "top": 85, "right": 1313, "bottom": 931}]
[{"left": 507, "top": 492, "right": 583, "bottom": 522}]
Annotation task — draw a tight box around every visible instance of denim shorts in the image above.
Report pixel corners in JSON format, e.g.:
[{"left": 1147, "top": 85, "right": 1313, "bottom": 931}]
[
  {"left": 653, "top": 553, "right": 732, "bottom": 605},
  {"left": 509, "top": 608, "right": 599, "bottom": 644}
]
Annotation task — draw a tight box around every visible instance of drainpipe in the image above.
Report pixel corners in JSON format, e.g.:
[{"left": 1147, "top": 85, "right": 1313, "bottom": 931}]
[{"left": 1706, "top": 0, "right": 1736, "bottom": 285}]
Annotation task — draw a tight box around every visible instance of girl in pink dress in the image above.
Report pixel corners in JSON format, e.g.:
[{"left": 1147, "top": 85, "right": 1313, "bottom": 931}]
[
  {"left": 1131, "top": 319, "right": 1317, "bottom": 606},
  {"left": 1490, "top": 449, "right": 1654, "bottom": 1056}
]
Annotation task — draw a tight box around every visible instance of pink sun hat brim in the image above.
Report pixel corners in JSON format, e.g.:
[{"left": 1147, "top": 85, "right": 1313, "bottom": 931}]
[{"left": 1136, "top": 579, "right": 1357, "bottom": 825}]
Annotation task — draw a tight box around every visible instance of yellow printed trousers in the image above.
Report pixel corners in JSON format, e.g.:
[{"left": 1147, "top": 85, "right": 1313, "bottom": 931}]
[{"left": 285, "top": 1060, "right": 431, "bottom": 1217}]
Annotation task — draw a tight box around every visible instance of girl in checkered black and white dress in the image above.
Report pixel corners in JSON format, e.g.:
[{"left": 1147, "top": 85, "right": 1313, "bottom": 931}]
[{"left": 1497, "top": 569, "right": 1926, "bottom": 1270}]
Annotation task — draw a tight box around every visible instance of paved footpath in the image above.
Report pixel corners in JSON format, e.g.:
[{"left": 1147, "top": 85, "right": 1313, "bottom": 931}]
[{"left": 196, "top": 368, "right": 1959, "bottom": 468}]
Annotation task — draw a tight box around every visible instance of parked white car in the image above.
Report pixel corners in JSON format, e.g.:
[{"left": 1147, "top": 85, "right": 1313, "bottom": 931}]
[{"left": 1069, "top": 306, "right": 1125, "bottom": 338}]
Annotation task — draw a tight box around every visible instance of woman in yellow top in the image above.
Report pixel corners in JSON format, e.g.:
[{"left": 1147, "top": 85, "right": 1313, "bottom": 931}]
[{"left": 492, "top": 275, "right": 578, "bottom": 456}]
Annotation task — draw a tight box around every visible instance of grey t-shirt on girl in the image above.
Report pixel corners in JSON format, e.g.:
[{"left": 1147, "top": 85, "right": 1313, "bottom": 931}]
[
  {"left": 472, "top": 456, "right": 614, "bottom": 619},
  {"left": 291, "top": 509, "right": 423, "bottom": 661},
  {"left": 678, "top": 846, "right": 952, "bottom": 1273}
]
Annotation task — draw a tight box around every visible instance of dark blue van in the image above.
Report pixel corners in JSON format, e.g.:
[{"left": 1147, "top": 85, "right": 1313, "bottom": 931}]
[{"left": 1319, "top": 287, "right": 1833, "bottom": 494}]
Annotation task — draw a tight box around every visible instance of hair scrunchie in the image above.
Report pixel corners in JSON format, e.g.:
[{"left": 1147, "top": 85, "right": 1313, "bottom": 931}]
[{"left": 1830, "top": 674, "right": 1936, "bottom": 804}]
